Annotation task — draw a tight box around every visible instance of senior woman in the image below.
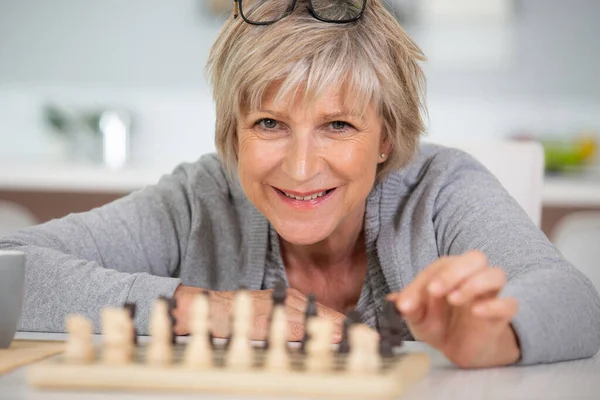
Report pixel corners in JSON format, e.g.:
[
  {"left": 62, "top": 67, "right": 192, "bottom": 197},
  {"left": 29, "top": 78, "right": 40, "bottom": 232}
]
[{"left": 2, "top": 0, "right": 599, "bottom": 369}]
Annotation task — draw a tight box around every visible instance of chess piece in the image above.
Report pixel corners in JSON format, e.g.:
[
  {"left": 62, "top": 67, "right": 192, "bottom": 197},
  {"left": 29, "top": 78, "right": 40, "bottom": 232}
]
[
  {"left": 305, "top": 316, "right": 334, "bottom": 373},
  {"left": 123, "top": 303, "right": 139, "bottom": 345},
  {"left": 265, "top": 281, "right": 290, "bottom": 370},
  {"left": 65, "top": 314, "right": 95, "bottom": 363},
  {"left": 159, "top": 296, "right": 178, "bottom": 344},
  {"left": 347, "top": 324, "right": 381, "bottom": 374},
  {"left": 382, "top": 300, "right": 404, "bottom": 347},
  {"left": 338, "top": 310, "right": 361, "bottom": 354},
  {"left": 300, "top": 293, "right": 318, "bottom": 353},
  {"left": 147, "top": 298, "right": 174, "bottom": 365},
  {"left": 226, "top": 289, "right": 254, "bottom": 369},
  {"left": 185, "top": 291, "right": 212, "bottom": 368},
  {"left": 378, "top": 317, "right": 394, "bottom": 358},
  {"left": 101, "top": 308, "right": 134, "bottom": 365}
]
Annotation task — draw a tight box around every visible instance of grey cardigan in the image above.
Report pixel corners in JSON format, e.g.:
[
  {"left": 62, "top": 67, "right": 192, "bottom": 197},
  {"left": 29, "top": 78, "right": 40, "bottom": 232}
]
[{"left": 2, "top": 142, "right": 599, "bottom": 365}]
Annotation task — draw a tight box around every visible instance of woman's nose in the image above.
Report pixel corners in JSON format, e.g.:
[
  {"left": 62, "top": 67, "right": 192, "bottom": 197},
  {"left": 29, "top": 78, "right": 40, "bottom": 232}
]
[{"left": 281, "top": 132, "right": 322, "bottom": 183}]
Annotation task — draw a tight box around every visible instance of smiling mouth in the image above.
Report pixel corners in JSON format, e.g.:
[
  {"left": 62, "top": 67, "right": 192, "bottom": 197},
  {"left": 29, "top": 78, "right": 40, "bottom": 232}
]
[{"left": 274, "top": 187, "right": 336, "bottom": 201}]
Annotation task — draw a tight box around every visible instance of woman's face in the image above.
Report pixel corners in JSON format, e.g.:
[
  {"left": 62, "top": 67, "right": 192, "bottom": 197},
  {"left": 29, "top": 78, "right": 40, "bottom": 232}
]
[{"left": 237, "top": 83, "right": 389, "bottom": 245}]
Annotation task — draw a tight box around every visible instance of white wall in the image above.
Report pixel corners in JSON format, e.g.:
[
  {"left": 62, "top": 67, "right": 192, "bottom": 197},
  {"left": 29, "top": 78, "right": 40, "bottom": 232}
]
[{"left": 0, "top": 0, "right": 599, "bottom": 169}]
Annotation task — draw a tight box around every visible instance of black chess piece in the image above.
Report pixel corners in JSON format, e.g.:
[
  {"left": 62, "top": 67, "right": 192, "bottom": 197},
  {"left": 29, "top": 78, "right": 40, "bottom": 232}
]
[
  {"left": 123, "top": 302, "right": 138, "bottom": 345},
  {"left": 382, "top": 300, "right": 405, "bottom": 347},
  {"left": 201, "top": 290, "right": 218, "bottom": 349},
  {"left": 338, "top": 309, "right": 361, "bottom": 354},
  {"left": 159, "top": 296, "right": 178, "bottom": 345},
  {"left": 273, "top": 280, "right": 287, "bottom": 306},
  {"left": 300, "top": 293, "right": 318, "bottom": 353},
  {"left": 265, "top": 280, "right": 288, "bottom": 350},
  {"left": 378, "top": 317, "right": 394, "bottom": 358}
]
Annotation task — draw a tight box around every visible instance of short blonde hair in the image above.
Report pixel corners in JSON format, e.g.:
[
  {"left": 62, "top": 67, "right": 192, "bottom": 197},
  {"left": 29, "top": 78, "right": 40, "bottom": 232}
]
[{"left": 206, "top": 0, "right": 427, "bottom": 180}]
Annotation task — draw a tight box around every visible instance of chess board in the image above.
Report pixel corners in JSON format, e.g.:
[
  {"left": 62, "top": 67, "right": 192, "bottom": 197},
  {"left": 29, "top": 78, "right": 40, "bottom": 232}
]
[
  {"left": 27, "top": 342, "right": 430, "bottom": 399},
  {"left": 27, "top": 287, "right": 430, "bottom": 399}
]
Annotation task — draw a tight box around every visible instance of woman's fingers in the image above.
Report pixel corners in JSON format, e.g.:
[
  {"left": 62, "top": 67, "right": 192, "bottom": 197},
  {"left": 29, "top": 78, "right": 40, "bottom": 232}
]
[
  {"left": 447, "top": 267, "right": 506, "bottom": 306},
  {"left": 427, "top": 250, "right": 488, "bottom": 298},
  {"left": 405, "top": 291, "right": 449, "bottom": 334},
  {"left": 394, "top": 257, "right": 453, "bottom": 313},
  {"left": 252, "top": 306, "right": 342, "bottom": 342},
  {"left": 472, "top": 297, "right": 519, "bottom": 320},
  {"left": 316, "top": 303, "right": 346, "bottom": 324},
  {"left": 393, "top": 250, "right": 488, "bottom": 315},
  {"left": 252, "top": 306, "right": 305, "bottom": 341}
]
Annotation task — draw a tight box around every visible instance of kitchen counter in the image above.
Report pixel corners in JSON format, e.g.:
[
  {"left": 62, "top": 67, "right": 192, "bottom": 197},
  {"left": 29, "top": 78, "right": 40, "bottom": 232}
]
[
  {"left": 542, "top": 175, "right": 600, "bottom": 207},
  {"left": 1, "top": 161, "right": 600, "bottom": 207},
  {"left": 0, "top": 161, "right": 173, "bottom": 193}
]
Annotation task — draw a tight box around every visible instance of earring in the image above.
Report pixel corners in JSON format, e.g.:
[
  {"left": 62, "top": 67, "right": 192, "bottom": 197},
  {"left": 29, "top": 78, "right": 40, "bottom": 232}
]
[{"left": 380, "top": 153, "right": 386, "bottom": 159}]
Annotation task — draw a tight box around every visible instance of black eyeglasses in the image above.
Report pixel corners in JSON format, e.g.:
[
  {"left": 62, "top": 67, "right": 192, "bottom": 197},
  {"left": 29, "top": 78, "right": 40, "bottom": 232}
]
[{"left": 233, "top": 0, "right": 367, "bottom": 25}]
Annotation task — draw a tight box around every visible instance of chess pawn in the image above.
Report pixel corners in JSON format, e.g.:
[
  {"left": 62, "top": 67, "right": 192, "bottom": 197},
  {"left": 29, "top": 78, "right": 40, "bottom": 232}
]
[
  {"left": 264, "top": 305, "right": 290, "bottom": 371},
  {"left": 101, "top": 308, "right": 134, "bottom": 365},
  {"left": 147, "top": 299, "right": 174, "bottom": 366},
  {"left": 184, "top": 292, "right": 212, "bottom": 368},
  {"left": 305, "top": 317, "right": 334, "bottom": 373},
  {"left": 226, "top": 289, "right": 254, "bottom": 370},
  {"left": 347, "top": 324, "right": 381, "bottom": 374},
  {"left": 65, "top": 314, "right": 95, "bottom": 363}
]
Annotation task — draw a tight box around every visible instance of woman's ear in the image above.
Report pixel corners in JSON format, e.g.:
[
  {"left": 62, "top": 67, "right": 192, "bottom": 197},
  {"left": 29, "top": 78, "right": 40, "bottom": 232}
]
[{"left": 378, "top": 136, "right": 392, "bottom": 163}]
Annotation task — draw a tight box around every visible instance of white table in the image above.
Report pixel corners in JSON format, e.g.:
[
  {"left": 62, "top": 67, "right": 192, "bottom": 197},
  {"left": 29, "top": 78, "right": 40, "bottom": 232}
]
[{"left": 2, "top": 333, "right": 599, "bottom": 400}]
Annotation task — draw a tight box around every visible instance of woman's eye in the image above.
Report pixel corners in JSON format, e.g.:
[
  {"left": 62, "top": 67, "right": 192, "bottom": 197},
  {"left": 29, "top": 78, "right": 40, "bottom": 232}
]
[
  {"left": 256, "top": 118, "right": 279, "bottom": 130},
  {"left": 330, "top": 121, "right": 352, "bottom": 131}
]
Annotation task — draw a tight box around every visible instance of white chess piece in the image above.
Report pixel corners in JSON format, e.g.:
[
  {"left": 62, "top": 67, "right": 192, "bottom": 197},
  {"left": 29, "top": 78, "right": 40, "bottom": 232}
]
[
  {"left": 226, "top": 289, "right": 254, "bottom": 369},
  {"left": 65, "top": 314, "right": 95, "bottom": 363},
  {"left": 184, "top": 293, "right": 213, "bottom": 368},
  {"left": 101, "top": 308, "right": 134, "bottom": 365},
  {"left": 147, "top": 299, "right": 173, "bottom": 365},
  {"left": 305, "top": 316, "right": 334, "bottom": 373},
  {"left": 347, "top": 324, "right": 381, "bottom": 374},
  {"left": 264, "top": 305, "right": 290, "bottom": 371}
]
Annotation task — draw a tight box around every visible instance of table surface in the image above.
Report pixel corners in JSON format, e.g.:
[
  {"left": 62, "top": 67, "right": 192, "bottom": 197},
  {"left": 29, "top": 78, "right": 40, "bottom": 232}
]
[{"left": 1, "top": 333, "right": 599, "bottom": 400}]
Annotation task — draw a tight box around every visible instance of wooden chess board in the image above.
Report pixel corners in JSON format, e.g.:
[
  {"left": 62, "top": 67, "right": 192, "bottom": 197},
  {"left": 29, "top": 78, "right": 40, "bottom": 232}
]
[{"left": 27, "top": 342, "right": 430, "bottom": 399}]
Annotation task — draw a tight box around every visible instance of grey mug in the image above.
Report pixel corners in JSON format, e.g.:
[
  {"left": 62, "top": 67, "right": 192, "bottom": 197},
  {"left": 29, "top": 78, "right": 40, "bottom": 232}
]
[{"left": 0, "top": 250, "right": 25, "bottom": 348}]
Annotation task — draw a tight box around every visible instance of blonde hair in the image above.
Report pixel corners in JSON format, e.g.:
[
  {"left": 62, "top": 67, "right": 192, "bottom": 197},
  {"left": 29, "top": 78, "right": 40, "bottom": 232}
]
[{"left": 206, "top": 0, "right": 427, "bottom": 180}]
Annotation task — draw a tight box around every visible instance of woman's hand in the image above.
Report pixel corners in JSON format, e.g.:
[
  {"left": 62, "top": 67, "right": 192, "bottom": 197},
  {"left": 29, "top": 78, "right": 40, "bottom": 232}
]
[
  {"left": 388, "top": 250, "right": 521, "bottom": 368},
  {"left": 173, "top": 286, "right": 344, "bottom": 342}
]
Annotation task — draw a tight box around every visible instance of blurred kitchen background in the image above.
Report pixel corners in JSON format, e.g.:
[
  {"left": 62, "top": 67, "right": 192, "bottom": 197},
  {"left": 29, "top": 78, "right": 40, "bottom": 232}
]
[{"left": 1, "top": 0, "right": 600, "bottom": 285}]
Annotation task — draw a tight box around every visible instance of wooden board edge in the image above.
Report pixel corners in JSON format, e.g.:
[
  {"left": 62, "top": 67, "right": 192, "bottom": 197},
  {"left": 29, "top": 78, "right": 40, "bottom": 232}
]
[
  {"left": 27, "top": 352, "right": 431, "bottom": 399},
  {"left": 0, "top": 340, "right": 65, "bottom": 375}
]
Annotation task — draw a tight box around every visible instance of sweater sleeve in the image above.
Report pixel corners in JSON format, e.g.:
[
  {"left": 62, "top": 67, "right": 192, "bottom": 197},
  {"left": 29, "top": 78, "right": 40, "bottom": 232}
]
[
  {"left": 432, "top": 150, "right": 600, "bottom": 365},
  {"left": 0, "top": 162, "right": 199, "bottom": 335}
]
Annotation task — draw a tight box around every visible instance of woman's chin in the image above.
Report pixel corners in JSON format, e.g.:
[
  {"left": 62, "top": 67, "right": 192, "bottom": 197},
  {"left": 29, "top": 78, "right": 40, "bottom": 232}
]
[{"left": 274, "top": 224, "right": 333, "bottom": 246}]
